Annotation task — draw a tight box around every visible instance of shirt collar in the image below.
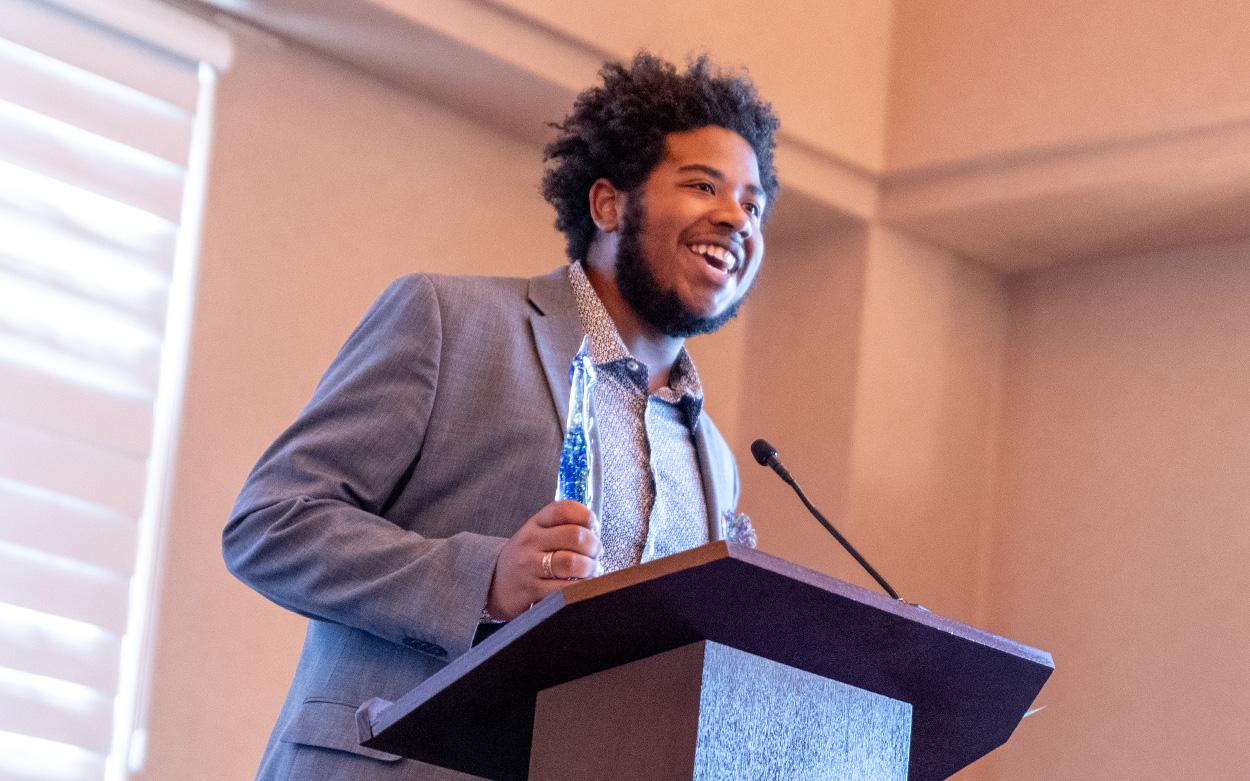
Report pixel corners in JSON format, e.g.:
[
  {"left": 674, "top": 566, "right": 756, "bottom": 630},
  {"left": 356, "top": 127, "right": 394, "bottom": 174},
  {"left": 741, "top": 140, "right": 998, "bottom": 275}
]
[{"left": 567, "top": 261, "right": 704, "bottom": 414}]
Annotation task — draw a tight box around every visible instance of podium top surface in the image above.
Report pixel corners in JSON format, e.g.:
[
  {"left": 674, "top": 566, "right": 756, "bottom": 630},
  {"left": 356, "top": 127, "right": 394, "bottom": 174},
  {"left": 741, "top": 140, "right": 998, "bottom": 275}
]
[{"left": 365, "top": 543, "right": 1053, "bottom": 781}]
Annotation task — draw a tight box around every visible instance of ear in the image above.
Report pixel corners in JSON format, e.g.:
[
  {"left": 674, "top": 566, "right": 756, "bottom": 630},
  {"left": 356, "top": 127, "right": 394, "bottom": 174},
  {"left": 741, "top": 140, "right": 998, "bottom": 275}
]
[{"left": 589, "top": 178, "right": 624, "bottom": 233}]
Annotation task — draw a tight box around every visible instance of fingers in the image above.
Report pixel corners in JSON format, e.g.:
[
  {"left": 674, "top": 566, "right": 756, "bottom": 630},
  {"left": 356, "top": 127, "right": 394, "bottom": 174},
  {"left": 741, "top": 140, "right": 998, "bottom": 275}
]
[
  {"left": 539, "top": 549, "right": 599, "bottom": 581},
  {"left": 538, "top": 521, "right": 602, "bottom": 559},
  {"left": 530, "top": 501, "right": 602, "bottom": 560},
  {"left": 532, "top": 500, "right": 594, "bottom": 529}
]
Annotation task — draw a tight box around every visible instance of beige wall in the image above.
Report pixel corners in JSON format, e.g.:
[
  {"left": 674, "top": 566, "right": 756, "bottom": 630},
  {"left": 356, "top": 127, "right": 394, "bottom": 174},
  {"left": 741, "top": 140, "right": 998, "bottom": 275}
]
[
  {"left": 983, "top": 238, "right": 1250, "bottom": 781},
  {"left": 887, "top": 0, "right": 1250, "bottom": 169},
  {"left": 843, "top": 227, "right": 1006, "bottom": 624},
  {"left": 734, "top": 220, "right": 870, "bottom": 574},
  {"left": 499, "top": 0, "right": 897, "bottom": 170},
  {"left": 829, "top": 226, "right": 1250, "bottom": 781}
]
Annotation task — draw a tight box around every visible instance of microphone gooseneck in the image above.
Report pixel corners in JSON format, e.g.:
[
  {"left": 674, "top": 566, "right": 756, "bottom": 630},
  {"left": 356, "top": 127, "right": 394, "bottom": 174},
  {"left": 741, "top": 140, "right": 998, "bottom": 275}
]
[{"left": 750, "top": 439, "right": 902, "bottom": 602}]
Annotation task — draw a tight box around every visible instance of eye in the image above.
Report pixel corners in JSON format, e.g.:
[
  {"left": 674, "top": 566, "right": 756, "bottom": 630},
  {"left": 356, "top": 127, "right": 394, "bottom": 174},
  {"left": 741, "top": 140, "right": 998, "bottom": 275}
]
[
  {"left": 688, "top": 181, "right": 715, "bottom": 194},
  {"left": 743, "top": 201, "right": 761, "bottom": 217}
]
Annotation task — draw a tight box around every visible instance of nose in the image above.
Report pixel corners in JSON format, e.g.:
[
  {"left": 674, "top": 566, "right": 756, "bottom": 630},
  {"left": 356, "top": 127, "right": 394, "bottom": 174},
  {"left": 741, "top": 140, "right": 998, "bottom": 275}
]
[{"left": 712, "top": 196, "right": 754, "bottom": 238}]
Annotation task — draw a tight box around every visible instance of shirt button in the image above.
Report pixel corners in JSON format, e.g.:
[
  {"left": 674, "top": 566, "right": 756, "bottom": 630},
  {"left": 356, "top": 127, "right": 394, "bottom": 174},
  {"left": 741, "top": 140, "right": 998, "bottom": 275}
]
[{"left": 627, "top": 360, "right": 640, "bottom": 372}]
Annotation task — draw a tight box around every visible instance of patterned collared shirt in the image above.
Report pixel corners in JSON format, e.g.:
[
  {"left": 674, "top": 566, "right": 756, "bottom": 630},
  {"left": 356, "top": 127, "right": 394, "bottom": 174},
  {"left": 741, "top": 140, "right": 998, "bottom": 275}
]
[{"left": 568, "top": 261, "right": 709, "bottom": 573}]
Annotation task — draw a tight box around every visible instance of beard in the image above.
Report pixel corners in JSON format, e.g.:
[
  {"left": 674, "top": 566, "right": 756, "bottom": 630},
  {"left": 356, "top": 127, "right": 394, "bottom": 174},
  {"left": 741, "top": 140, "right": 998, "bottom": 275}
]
[{"left": 613, "top": 192, "right": 748, "bottom": 339}]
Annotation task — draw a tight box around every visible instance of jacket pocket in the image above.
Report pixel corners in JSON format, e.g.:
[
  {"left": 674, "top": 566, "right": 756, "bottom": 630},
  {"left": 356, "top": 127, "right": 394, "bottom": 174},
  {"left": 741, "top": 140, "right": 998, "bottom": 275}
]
[{"left": 280, "top": 698, "right": 403, "bottom": 762}]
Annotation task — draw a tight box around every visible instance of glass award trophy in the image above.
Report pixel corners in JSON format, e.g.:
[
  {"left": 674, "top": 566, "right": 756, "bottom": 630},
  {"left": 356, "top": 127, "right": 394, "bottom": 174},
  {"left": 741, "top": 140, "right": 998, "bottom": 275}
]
[{"left": 556, "top": 336, "right": 603, "bottom": 577}]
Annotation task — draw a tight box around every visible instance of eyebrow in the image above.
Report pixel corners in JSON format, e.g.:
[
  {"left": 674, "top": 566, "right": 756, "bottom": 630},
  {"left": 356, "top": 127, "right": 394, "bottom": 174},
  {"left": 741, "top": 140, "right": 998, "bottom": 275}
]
[{"left": 677, "top": 164, "right": 765, "bottom": 198}]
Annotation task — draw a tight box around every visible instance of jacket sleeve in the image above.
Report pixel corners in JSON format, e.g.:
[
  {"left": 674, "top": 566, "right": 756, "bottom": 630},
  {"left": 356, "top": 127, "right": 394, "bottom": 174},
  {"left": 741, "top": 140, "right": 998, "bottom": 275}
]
[{"left": 222, "top": 274, "right": 507, "bottom": 661}]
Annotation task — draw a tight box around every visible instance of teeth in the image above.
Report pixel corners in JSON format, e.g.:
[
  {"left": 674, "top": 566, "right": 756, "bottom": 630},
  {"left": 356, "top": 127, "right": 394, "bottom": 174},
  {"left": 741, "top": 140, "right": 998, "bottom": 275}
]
[{"left": 690, "top": 243, "right": 739, "bottom": 272}]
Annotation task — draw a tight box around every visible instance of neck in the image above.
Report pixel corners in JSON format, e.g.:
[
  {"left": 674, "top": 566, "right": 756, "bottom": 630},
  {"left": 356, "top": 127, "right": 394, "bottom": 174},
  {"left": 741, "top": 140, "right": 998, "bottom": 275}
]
[{"left": 581, "top": 255, "right": 684, "bottom": 393}]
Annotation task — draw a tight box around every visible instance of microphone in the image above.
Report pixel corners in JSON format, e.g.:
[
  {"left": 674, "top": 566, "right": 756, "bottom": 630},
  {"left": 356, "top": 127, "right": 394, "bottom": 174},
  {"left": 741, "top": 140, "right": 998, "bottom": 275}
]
[
  {"left": 751, "top": 438, "right": 903, "bottom": 602},
  {"left": 750, "top": 439, "right": 791, "bottom": 482}
]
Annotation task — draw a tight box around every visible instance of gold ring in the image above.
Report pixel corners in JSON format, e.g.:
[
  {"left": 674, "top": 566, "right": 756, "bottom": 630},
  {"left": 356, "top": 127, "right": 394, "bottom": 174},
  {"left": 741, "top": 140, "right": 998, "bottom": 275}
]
[{"left": 541, "top": 550, "right": 555, "bottom": 579}]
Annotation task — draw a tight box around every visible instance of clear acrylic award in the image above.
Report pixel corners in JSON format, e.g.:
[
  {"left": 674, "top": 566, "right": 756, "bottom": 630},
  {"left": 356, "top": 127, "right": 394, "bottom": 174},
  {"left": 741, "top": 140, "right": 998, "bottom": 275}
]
[{"left": 555, "top": 336, "right": 603, "bottom": 577}]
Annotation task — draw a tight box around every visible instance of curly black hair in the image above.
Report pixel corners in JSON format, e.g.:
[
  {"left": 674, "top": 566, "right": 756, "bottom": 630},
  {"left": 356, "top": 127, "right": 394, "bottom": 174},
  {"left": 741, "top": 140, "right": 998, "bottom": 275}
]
[{"left": 542, "top": 52, "right": 780, "bottom": 263}]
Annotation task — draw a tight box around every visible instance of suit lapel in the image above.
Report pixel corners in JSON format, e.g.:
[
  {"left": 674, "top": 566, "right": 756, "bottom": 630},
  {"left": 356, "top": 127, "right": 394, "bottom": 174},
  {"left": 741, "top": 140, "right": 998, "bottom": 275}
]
[{"left": 527, "top": 266, "right": 585, "bottom": 437}]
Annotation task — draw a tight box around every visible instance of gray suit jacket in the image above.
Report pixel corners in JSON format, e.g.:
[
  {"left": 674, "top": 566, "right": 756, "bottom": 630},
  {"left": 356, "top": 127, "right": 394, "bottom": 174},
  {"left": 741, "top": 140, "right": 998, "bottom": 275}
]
[{"left": 224, "top": 266, "right": 740, "bottom": 780}]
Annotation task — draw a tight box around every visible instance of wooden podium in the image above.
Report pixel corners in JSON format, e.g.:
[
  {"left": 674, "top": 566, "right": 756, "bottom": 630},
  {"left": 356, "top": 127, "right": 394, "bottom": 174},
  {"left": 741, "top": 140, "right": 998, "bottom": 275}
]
[{"left": 358, "top": 543, "right": 1052, "bottom": 780}]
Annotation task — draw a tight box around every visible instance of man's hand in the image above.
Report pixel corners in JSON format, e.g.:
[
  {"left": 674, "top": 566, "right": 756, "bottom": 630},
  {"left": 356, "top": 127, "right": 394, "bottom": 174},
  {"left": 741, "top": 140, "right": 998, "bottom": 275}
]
[{"left": 486, "top": 500, "right": 602, "bottom": 621}]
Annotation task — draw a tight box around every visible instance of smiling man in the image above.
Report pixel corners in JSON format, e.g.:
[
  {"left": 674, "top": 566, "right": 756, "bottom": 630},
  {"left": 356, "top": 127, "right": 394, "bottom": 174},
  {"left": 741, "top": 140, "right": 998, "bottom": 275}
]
[{"left": 225, "top": 52, "right": 779, "bottom": 780}]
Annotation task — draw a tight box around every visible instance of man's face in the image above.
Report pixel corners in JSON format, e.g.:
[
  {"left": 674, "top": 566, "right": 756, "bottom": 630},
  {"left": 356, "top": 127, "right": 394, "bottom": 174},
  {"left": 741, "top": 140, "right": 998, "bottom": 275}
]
[{"left": 614, "top": 126, "right": 766, "bottom": 338}]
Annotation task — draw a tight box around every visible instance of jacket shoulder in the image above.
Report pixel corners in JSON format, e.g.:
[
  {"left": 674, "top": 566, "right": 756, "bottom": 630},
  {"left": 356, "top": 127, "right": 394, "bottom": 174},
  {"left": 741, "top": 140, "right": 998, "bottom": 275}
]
[{"left": 382, "top": 266, "right": 570, "bottom": 318}]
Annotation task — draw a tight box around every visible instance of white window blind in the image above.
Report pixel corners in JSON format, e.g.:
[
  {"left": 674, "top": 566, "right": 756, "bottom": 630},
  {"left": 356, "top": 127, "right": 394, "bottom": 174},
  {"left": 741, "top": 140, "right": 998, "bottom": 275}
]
[{"left": 0, "top": 1, "right": 229, "bottom": 779}]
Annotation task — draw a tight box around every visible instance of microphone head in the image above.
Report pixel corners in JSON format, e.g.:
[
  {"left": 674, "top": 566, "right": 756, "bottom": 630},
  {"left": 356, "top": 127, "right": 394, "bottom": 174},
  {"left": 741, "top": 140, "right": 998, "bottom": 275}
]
[{"left": 750, "top": 439, "right": 778, "bottom": 467}]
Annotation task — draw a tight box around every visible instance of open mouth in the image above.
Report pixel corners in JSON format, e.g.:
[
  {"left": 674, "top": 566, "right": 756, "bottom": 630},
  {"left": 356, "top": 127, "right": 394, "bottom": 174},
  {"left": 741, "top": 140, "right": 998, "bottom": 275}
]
[{"left": 688, "top": 242, "right": 742, "bottom": 274}]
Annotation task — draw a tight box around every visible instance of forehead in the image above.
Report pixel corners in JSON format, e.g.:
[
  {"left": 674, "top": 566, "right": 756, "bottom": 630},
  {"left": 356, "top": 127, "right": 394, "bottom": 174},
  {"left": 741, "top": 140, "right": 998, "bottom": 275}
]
[{"left": 657, "top": 126, "right": 763, "bottom": 191}]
